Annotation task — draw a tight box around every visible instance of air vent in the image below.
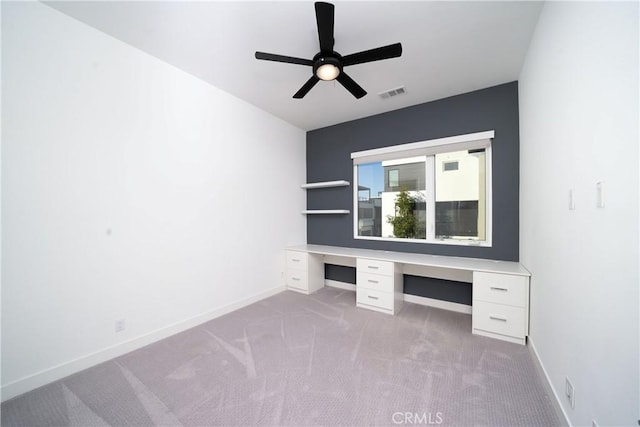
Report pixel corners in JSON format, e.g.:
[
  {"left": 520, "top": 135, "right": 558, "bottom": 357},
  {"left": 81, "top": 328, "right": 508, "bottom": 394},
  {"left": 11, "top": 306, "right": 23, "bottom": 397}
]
[{"left": 378, "top": 86, "right": 407, "bottom": 99}]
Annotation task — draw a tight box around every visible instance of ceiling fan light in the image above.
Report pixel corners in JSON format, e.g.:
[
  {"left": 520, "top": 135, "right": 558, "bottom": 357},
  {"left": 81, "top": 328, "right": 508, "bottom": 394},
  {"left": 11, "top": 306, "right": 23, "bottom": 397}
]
[{"left": 316, "top": 63, "right": 340, "bottom": 81}]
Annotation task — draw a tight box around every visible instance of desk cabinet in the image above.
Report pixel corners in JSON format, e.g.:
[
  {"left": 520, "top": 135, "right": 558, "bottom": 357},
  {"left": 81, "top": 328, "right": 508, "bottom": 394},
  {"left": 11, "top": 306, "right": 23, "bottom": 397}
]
[
  {"left": 285, "top": 250, "right": 323, "bottom": 295},
  {"left": 285, "top": 245, "right": 532, "bottom": 346},
  {"left": 472, "top": 272, "right": 530, "bottom": 345},
  {"left": 356, "top": 258, "right": 403, "bottom": 315}
]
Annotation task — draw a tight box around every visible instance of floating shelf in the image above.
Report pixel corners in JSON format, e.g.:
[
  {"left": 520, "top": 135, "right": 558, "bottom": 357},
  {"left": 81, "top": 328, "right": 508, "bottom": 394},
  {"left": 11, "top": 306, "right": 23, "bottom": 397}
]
[
  {"left": 301, "top": 180, "right": 350, "bottom": 189},
  {"left": 302, "top": 210, "right": 350, "bottom": 215}
]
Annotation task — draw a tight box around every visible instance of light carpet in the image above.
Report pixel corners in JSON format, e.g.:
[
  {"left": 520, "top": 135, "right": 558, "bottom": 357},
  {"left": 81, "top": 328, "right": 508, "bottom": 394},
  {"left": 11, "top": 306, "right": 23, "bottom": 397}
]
[{"left": 2, "top": 287, "right": 565, "bottom": 426}]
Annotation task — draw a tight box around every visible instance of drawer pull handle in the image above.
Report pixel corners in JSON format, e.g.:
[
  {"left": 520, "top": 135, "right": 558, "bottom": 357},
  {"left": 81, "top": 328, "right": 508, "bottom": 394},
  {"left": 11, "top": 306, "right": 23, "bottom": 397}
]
[
  {"left": 291, "top": 277, "right": 301, "bottom": 281},
  {"left": 490, "top": 287, "right": 508, "bottom": 292},
  {"left": 368, "top": 265, "right": 379, "bottom": 269},
  {"left": 292, "top": 259, "right": 301, "bottom": 262},
  {"left": 368, "top": 279, "right": 379, "bottom": 284},
  {"left": 489, "top": 315, "right": 508, "bottom": 322},
  {"left": 367, "top": 295, "right": 379, "bottom": 300}
]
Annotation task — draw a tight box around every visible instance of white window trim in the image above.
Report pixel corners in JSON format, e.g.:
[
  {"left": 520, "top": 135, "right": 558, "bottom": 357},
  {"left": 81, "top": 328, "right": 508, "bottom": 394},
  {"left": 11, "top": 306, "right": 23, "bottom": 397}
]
[
  {"left": 352, "top": 131, "right": 493, "bottom": 247},
  {"left": 382, "top": 156, "right": 427, "bottom": 167},
  {"left": 352, "top": 130, "right": 494, "bottom": 164}
]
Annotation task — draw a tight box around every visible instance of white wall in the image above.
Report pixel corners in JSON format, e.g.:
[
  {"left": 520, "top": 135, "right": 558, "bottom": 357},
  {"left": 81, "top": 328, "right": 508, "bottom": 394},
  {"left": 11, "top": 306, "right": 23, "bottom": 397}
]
[
  {"left": 2, "top": 2, "right": 306, "bottom": 400},
  {"left": 519, "top": 2, "right": 639, "bottom": 426}
]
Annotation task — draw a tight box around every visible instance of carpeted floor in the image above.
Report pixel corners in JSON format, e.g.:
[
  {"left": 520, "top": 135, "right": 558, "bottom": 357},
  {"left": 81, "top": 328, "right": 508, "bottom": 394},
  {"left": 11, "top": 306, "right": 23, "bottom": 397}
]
[{"left": 2, "top": 287, "right": 564, "bottom": 426}]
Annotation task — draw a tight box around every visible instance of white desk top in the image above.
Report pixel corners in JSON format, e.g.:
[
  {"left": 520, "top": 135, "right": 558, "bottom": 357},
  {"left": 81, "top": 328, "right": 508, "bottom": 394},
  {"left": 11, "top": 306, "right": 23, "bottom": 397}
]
[{"left": 287, "top": 244, "right": 530, "bottom": 277}]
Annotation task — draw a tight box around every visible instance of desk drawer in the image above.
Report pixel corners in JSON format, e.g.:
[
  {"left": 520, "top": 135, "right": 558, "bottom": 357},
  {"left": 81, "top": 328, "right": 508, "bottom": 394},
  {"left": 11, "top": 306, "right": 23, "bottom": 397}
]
[
  {"left": 356, "top": 288, "right": 394, "bottom": 311},
  {"left": 357, "top": 258, "right": 394, "bottom": 277},
  {"left": 357, "top": 271, "right": 394, "bottom": 293},
  {"left": 286, "top": 269, "right": 308, "bottom": 292},
  {"left": 286, "top": 251, "right": 308, "bottom": 271},
  {"left": 473, "top": 272, "right": 528, "bottom": 307},
  {"left": 473, "top": 301, "right": 526, "bottom": 339}
]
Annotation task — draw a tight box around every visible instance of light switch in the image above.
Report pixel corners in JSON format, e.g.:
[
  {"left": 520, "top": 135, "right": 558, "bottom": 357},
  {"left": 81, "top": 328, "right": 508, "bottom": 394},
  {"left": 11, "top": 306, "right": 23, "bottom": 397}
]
[
  {"left": 569, "top": 189, "right": 576, "bottom": 210},
  {"left": 596, "top": 181, "right": 605, "bottom": 208}
]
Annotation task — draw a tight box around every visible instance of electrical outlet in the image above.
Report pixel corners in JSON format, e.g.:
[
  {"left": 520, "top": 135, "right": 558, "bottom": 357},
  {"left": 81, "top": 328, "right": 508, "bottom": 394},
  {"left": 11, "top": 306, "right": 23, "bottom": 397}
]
[
  {"left": 115, "top": 319, "right": 126, "bottom": 333},
  {"left": 565, "top": 377, "right": 575, "bottom": 409}
]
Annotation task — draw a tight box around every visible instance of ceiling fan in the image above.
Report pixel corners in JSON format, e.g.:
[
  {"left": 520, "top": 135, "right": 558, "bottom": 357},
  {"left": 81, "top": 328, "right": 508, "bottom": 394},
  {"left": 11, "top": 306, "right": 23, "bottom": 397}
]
[{"left": 255, "top": 1, "right": 403, "bottom": 99}]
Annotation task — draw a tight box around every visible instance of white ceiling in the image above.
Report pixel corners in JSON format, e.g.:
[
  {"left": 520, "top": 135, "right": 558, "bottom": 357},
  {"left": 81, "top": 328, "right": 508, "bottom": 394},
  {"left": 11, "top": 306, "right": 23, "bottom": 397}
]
[{"left": 45, "top": 1, "right": 543, "bottom": 131}]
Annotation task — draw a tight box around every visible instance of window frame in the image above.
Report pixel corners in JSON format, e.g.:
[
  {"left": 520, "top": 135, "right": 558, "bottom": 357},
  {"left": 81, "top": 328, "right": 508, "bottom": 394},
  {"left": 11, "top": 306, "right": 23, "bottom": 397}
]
[{"left": 351, "top": 131, "right": 493, "bottom": 247}]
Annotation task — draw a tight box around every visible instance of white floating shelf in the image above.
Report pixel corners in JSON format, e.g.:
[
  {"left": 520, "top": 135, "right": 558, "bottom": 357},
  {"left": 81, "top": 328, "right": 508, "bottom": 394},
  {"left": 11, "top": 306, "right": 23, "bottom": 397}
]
[
  {"left": 302, "top": 210, "right": 350, "bottom": 215},
  {"left": 301, "top": 180, "right": 350, "bottom": 189}
]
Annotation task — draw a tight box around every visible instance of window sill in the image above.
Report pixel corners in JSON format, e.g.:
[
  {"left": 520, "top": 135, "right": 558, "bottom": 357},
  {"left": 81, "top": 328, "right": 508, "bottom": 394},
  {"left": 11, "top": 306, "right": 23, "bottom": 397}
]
[{"left": 354, "top": 235, "right": 492, "bottom": 247}]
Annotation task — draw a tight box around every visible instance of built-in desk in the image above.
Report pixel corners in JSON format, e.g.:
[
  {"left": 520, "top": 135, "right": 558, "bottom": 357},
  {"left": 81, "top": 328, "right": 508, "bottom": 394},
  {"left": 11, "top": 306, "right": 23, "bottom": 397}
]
[{"left": 285, "top": 244, "right": 531, "bottom": 345}]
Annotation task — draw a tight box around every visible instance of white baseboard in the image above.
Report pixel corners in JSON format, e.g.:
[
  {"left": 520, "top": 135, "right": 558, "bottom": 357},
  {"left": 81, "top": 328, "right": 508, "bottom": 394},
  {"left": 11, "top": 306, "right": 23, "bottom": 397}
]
[
  {"left": 1, "top": 285, "right": 286, "bottom": 402},
  {"left": 325, "top": 279, "right": 356, "bottom": 291},
  {"left": 528, "top": 337, "right": 571, "bottom": 426},
  {"left": 403, "top": 293, "right": 472, "bottom": 314}
]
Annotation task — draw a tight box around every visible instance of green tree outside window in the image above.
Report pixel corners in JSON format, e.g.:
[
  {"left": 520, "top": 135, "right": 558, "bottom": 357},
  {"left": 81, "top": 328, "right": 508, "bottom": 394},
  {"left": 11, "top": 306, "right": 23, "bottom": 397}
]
[{"left": 387, "top": 189, "right": 417, "bottom": 238}]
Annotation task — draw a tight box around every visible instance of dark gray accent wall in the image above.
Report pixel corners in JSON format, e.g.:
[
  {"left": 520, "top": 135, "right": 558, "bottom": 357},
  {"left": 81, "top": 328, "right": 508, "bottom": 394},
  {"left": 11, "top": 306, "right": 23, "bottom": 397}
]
[
  {"left": 306, "top": 82, "right": 520, "bottom": 262},
  {"left": 404, "top": 276, "right": 472, "bottom": 306},
  {"left": 324, "top": 264, "right": 356, "bottom": 284}
]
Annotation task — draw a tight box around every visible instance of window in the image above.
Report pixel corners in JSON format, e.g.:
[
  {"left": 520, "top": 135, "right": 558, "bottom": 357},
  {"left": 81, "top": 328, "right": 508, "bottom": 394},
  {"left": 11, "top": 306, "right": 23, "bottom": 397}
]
[
  {"left": 443, "top": 161, "right": 459, "bottom": 171},
  {"left": 388, "top": 169, "right": 399, "bottom": 187},
  {"left": 352, "top": 131, "right": 493, "bottom": 246}
]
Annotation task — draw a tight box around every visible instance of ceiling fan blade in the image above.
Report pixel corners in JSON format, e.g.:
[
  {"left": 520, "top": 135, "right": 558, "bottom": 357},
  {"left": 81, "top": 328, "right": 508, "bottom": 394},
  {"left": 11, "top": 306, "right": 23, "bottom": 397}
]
[
  {"left": 315, "top": 2, "right": 335, "bottom": 53},
  {"left": 255, "top": 52, "right": 314, "bottom": 66},
  {"left": 293, "top": 75, "right": 320, "bottom": 99},
  {"left": 336, "top": 72, "right": 367, "bottom": 99},
  {"left": 342, "top": 43, "right": 403, "bottom": 67}
]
